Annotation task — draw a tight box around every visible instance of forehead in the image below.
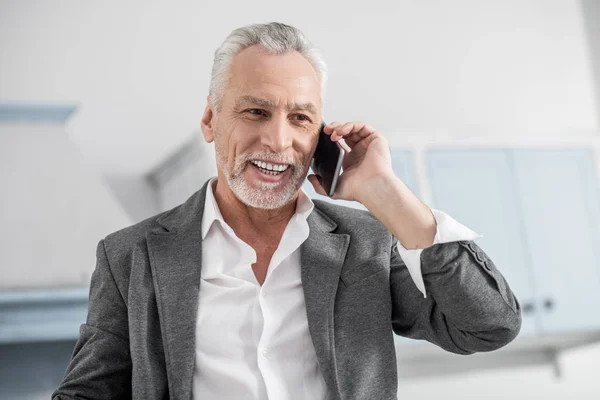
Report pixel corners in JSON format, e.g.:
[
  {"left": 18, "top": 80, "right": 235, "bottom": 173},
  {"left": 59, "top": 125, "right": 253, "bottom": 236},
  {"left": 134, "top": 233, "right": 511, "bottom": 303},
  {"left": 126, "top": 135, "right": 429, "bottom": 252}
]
[{"left": 226, "top": 45, "right": 321, "bottom": 106}]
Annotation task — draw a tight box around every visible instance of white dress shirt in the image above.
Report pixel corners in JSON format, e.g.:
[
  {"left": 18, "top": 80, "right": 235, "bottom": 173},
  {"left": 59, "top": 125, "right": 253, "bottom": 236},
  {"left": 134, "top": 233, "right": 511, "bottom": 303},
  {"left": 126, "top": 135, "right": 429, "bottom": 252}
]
[{"left": 192, "top": 178, "right": 479, "bottom": 399}]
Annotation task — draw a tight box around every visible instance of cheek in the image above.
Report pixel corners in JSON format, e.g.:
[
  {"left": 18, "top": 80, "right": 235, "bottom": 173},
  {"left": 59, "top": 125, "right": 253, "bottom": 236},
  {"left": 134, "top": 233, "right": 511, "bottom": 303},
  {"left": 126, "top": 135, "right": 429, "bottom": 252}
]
[
  {"left": 291, "top": 148, "right": 312, "bottom": 173},
  {"left": 214, "top": 136, "right": 229, "bottom": 159},
  {"left": 229, "top": 133, "right": 249, "bottom": 157},
  {"left": 227, "top": 131, "right": 258, "bottom": 167},
  {"left": 298, "top": 135, "right": 318, "bottom": 162},
  {"left": 214, "top": 134, "right": 236, "bottom": 170}
]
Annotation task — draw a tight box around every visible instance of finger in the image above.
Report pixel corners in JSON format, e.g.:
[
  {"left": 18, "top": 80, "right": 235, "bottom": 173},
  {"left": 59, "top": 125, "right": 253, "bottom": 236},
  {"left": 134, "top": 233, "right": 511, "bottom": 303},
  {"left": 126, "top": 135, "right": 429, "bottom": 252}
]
[
  {"left": 327, "top": 121, "right": 365, "bottom": 137},
  {"left": 331, "top": 122, "right": 356, "bottom": 140},
  {"left": 335, "top": 122, "right": 376, "bottom": 144},
  {"left": 323, "top": 121, "right": 341, "bottom": 134},
  {"left": 354, "top": 123, "right": 376, "bottom": 137},
  {"left": 343, "top": 134, "right": 360, "bottom": 146},
  {"left": 338, "top": 139, "right": 352, "bottom": 153},
  {"left": 333, "top": 121, "right": 370, "bottom": 140},
  {"left": 307, "top": 174, "right": 327, "bottom": 196}
]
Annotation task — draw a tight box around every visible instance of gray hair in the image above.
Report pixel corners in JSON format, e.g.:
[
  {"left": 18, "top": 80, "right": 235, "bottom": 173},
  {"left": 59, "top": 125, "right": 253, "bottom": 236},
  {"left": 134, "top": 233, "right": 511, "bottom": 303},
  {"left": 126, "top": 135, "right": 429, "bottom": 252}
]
[{"left": 209, "top": 22, "right": 327, "bottom": 111}]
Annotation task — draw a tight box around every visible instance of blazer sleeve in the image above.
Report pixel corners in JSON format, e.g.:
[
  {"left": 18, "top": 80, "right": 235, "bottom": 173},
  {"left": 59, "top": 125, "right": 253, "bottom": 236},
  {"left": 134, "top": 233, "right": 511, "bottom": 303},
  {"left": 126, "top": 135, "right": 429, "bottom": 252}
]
[
  {"left": 52, "top": 239, "right": 132, "bottom": 399},
  {"left": 390, "top": 238, "right": 522, "bottom": 354}
]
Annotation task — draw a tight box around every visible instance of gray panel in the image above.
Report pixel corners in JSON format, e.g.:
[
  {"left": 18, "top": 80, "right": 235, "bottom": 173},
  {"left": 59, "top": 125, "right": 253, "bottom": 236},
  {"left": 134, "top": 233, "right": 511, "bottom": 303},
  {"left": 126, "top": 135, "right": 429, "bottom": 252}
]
[
  {"left": 0, "top": 104, "right": 77, "bottom": 123},
  {"left": 0, "top": 288, "right": 88, "bottom": 344}
]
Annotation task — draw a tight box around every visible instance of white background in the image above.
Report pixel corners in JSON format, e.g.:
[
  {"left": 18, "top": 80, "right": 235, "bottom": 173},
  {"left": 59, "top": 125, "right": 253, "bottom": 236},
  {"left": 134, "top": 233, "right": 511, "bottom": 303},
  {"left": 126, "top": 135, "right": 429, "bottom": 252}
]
[{"left": 1, "top": 0, "right": 599, "bottom": 398}]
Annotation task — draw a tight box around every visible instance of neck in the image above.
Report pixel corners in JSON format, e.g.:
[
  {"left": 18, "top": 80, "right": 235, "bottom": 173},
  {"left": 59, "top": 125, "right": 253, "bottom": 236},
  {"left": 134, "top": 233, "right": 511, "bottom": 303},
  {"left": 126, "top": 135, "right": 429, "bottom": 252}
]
[{"left": 212, "top": 177, "right": 297, "bottom": 238}]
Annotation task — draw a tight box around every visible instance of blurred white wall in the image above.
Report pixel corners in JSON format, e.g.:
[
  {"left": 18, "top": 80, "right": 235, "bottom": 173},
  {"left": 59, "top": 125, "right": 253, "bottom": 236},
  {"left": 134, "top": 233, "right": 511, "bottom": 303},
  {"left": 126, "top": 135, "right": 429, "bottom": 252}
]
[
  {"left": 0, "top": 0, "right": 597, "bottom": 177},
  {"left": 1, "top": 0, "right": 599, "bottom": 398},
  {"left": 398, "top": 342, "right": 600, "bottom": 400},
  {"left": 149, "top": 132, "right": 217, "bottom": 211},
  {"left": 582, "top": 0, "right": 600, "bottom": 123},
  {"left": 0, "top": 122, "right": 132, "bottom": 288}
]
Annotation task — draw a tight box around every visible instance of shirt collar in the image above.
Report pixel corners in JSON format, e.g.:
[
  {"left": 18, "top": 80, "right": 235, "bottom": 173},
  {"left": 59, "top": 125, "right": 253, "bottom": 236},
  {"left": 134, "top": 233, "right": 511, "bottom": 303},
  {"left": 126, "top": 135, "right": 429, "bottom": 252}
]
[{"left": 201, "top": 177, "right": 315, "bottom": 240}]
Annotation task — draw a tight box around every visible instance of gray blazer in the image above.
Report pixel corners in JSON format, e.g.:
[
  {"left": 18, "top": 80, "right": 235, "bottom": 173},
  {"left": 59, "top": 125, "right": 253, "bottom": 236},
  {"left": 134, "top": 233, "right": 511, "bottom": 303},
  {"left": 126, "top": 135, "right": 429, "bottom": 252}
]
[{"left": 53, "top": 178, "right": 521, "bottom": 400}]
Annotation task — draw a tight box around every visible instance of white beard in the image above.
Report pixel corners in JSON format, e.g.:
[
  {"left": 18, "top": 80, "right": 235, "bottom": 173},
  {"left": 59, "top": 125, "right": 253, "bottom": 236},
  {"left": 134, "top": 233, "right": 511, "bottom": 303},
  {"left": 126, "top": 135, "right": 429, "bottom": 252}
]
[{"left": 215, "top": 144, "right": 308, "bottom": 210}]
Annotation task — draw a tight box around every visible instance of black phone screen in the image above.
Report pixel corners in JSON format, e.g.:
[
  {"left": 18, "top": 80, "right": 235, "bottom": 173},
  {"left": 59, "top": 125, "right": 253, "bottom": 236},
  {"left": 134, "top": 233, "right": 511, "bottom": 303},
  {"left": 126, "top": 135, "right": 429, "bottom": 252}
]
[{"left": 310, "top": 122, "right": 344, "bottom": 197}]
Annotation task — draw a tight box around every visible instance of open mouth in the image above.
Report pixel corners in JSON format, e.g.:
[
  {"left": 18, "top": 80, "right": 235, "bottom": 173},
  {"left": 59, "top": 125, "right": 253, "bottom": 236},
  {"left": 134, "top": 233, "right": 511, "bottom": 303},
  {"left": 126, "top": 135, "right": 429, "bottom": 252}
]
[{"left": 250, "top": 160, "right": 290, "bottom": 177}]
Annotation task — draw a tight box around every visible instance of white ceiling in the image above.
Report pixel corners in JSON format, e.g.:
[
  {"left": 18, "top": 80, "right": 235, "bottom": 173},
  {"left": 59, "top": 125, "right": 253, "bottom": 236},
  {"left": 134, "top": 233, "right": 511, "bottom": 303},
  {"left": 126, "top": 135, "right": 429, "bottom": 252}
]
[{"left": 1, "top": 0, "right": 598, "bottom": 176}]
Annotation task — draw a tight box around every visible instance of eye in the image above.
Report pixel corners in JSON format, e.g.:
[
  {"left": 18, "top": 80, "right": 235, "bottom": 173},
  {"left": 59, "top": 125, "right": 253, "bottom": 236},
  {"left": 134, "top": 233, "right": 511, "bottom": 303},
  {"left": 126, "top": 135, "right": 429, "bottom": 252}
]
[
  {"left": 247, "top": 109, "right": 266, "bottom": 117},
  {"left": 292, "top": 114, "right": 311, "bottom": 123}
]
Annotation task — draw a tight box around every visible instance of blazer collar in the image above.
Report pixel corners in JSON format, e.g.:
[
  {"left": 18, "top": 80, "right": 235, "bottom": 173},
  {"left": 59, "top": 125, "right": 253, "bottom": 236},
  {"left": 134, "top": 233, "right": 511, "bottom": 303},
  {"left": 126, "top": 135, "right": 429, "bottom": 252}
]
[
  {"left": 301, "top": 207, "right": 350, "bottom": 398},
  {"left": 154, "top": 178, "right": 210, "bottom": 235},
  {"left": 146, "top": 178, "right": 349, "bottom": 399},
  {"left": 146, "top": 179, "right": 209, "bottom": 399}
]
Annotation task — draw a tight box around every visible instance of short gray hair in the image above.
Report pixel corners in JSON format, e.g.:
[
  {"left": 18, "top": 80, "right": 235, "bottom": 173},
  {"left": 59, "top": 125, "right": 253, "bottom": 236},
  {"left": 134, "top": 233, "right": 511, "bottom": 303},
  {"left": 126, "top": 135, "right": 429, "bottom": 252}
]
[{"left": 209, "top": 22, "right": 327, "bottom": 111}]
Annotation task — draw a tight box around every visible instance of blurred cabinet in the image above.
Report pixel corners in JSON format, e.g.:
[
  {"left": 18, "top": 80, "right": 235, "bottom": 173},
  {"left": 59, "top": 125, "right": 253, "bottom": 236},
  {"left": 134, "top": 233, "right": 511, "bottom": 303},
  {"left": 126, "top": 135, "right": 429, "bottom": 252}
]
[
  {"left": 512, "top": 149, "right": 600, "bottom": 334},
  {"left": 425, "top": 148, "right": 600, "bottom": 337},
  {"left": 390, "top": 149, "right": 419, "bottom": 194}
]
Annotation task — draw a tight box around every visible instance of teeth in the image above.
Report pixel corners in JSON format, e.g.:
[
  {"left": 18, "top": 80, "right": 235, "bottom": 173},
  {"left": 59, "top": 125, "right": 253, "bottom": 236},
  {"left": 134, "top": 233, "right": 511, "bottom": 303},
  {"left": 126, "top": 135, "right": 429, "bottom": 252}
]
[{"left": 251, "top": 160, "right": 289, "bottom": 172}]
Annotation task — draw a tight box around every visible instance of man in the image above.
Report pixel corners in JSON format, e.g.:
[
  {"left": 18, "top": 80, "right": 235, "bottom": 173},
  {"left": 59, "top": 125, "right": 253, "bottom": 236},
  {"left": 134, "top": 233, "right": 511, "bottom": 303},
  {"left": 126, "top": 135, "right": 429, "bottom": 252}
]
[{"left": 54, "top": 22, "right": 521, "bottom": 400}]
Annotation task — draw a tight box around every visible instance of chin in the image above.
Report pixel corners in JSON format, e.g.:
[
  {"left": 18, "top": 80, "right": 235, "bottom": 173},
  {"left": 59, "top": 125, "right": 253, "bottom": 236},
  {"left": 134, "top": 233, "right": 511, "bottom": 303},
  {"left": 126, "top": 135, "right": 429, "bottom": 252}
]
[{"left": 233, "top": 178, "right": 299, "bottom": 210}]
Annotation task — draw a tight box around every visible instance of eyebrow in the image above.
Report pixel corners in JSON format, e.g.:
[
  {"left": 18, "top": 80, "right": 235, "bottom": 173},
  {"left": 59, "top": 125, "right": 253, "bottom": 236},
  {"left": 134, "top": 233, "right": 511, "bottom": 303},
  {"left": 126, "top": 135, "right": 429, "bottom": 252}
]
[{"left": 235, "top": 95, "right": 318, "bottom": 115}]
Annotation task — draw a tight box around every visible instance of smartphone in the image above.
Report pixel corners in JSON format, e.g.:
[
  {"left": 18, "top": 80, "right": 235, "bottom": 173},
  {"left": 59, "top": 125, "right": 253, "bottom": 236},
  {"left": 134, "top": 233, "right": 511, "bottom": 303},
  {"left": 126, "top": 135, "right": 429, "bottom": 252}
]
[{"left": 310, "top": 122, "right": 345, "bottom": 197}]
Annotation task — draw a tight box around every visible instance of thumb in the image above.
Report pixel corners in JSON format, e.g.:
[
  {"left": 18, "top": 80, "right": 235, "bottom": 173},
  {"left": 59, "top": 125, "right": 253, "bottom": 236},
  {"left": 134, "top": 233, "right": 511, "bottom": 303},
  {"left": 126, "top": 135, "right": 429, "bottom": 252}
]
[{"left": 307, "top": 174, "right": 327, "bottom": 196}]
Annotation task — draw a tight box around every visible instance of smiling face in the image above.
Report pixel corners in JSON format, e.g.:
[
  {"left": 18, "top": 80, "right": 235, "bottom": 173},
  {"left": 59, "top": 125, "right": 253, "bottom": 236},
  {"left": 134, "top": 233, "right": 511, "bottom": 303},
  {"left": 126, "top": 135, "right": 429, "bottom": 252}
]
[{"left": 201, "top": 45, "right": 322, "bottom": 210}]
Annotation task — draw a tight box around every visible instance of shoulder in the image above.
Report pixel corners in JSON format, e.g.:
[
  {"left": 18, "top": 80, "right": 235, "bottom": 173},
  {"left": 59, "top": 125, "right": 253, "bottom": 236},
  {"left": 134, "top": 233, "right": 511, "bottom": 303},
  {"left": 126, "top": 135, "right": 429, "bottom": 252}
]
[
  {"left": 94, "top": 203, "right": 184, "bottom": 294},
  {"left": 101, "top": 202, "right": 182, "bottom": 263},
  {"left": 311, "top": 200, "right": 396, "bottom": 269},
  {"left": 102, "top": 182, "right": 207, "bottom": 256},
  {"left": 311, "top": 199, "right": 393, "bottom": 241}
]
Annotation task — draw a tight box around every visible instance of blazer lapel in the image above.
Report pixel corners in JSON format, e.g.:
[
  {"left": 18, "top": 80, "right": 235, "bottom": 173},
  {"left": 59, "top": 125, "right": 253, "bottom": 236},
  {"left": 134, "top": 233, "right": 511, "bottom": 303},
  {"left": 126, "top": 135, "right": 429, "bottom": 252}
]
[
  {"left": 145, "top": 181, "right": 350, "bottom": 399},
  {"left": 146, "top": 179, "right": 210, "bottom": 400},
  {"left": 301, "top": 207, "right": 350, "bottom": 398}
]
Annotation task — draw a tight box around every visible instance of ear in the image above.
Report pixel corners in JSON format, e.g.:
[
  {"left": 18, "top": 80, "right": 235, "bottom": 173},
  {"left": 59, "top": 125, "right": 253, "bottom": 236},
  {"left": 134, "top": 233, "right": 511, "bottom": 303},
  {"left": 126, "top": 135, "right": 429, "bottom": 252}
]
[{"left": 201, "top": 96, "right": 216, "bottom": 143}]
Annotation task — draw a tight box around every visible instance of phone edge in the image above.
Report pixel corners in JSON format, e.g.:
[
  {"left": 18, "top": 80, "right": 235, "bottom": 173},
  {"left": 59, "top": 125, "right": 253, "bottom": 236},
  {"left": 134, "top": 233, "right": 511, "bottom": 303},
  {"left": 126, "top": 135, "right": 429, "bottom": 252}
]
[{"left": 328, "top": 142, "right": 345, "bottom": 197}]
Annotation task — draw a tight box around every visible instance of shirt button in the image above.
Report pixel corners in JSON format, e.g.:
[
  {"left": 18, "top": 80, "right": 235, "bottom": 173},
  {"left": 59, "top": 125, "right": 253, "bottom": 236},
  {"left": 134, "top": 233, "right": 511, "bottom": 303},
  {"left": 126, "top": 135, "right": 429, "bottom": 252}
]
[{"left": 261, "top": 348, "right": 269, "bottom": 358}]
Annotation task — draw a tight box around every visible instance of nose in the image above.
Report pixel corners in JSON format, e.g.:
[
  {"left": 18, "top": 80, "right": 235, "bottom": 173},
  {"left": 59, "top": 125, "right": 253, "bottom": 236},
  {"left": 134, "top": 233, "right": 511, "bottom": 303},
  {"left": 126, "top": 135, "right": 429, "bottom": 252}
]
[{"left": 261, "top": 116, "right": 293, "bottom": 154}]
